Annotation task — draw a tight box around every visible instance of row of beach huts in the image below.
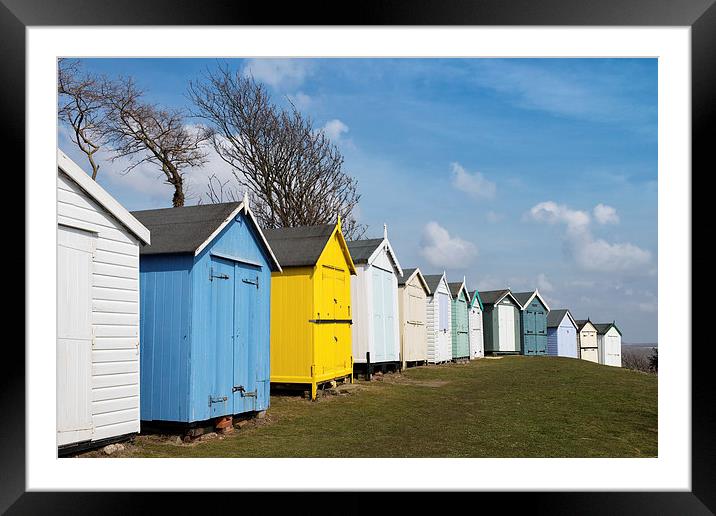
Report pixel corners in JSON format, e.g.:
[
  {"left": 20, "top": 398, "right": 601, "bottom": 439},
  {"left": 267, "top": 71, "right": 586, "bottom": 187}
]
[{"left": 56, "top": 149, "right": 623, "bottom": 452}]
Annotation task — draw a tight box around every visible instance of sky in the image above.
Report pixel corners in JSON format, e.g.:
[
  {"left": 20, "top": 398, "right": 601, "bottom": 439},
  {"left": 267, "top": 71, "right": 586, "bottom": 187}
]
[{"left": 58, "top": 58, "right": 658, "bottom": 342}]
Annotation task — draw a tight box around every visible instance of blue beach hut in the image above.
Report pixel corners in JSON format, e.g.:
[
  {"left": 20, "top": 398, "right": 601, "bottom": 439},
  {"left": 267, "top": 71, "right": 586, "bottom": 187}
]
[
  {"left": 513, "top": 290, "right": 551, "bottom": 355},
  {"left": 132, "top": 197, "right": 281, "bottom": 425},
  {"left": 546, "top": 309, "right": 579, "bottom": 358}
]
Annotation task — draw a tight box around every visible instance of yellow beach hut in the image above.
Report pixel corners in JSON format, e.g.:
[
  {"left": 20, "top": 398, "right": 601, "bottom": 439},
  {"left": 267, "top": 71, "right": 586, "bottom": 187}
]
[{"left": 264, "top": 219, "right": 357, "bottom": 400}]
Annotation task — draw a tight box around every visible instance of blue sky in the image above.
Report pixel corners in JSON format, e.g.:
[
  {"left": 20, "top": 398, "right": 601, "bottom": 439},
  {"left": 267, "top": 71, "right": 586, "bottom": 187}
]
[{"left": 58, "top": 58, "right": 658, "bottom": 342}]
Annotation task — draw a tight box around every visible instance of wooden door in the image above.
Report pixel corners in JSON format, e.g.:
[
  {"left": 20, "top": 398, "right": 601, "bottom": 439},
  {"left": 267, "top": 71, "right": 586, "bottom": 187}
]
[{"left": 57, "top": 225, "right": 95, "bottom": 446}]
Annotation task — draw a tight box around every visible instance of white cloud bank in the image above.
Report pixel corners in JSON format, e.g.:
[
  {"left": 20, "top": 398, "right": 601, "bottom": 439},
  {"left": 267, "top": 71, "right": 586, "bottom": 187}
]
[
  {"left": 593, "top": 203, "right": 620, "bottom": 224},
  {"left": 450, "top": 162, "right": 496, "bottom": 199},
  {"left": 243, "top": 59, "right": 309, "bottom": 89},
  {"left": 420, "top": 221, "right": 477, "bottom": 269},
  {"left": 528, "top": 201, "right": 651, "bottom": 273}
]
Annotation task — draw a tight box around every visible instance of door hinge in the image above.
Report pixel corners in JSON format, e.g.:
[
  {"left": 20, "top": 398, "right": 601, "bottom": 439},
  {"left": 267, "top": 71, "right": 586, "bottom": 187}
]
[
  {"left": 242, "top": 275, "right": 259, "bottom": 289},
  {"left": 209, "top": 267, "right": 230, "bottom": 281},
  {"left": 208, "top": 395, "right": 228, "bottom": 406},
  {"left": 232, "top": 385, "right": 257, "bottom": 397}
]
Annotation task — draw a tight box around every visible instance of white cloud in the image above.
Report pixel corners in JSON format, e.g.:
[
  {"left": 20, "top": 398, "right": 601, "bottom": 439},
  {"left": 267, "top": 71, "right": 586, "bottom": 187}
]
[
  {"left": 536, "top": 273, "right": 554, "bottom": 293},
  {"left": 243, "top": 59, "right": 309, "bottom": 89},
  {"left": 528, "top": 201, "right": 590, "bottom": 233},
  {"left": 593, "top": 203, "right": 620, "bottom": 224},
  {"left": 571, "top": 235, "right": 651, "bottom": 272},
  {"left": 470, "top": 60, "right": 655, "bottom": 131},
  {"left": 322, "top": 119, "right": 349, "bottom": 142},
  {"left": 527, "top": 200, "right": 651, "bottom": 273},
  {"left": 419, "top": 221, "right": 477, "bottom": 269},
  {"left": 288, "top": 91, "right": 312, "bottom": 110},
  {"left": 450, "top": 162, "right": 496, "bottom": 199}
]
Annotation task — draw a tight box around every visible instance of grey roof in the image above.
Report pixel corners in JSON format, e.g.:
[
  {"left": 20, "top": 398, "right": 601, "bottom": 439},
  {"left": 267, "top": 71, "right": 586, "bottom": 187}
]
[
  {"left": 512, "top": 291, "right": 535, "bottom": 308},
  {"left": 547, "top": 309, "right": 574, "bottom": 328},
  {"left": 346, "top": 238, "right": 384, "bottom": 264},
  {"left": 397, "top": 268, "right": 430, "bottom": 294},
  {"left": 575, "top": 319, "right": 594, "bottom": 330},
  {"left": 131, "top": 202, "right": 241, "bottom": 255},
  {"left": 398, "top": 268, "right": 418, "bottom": 286},
  {"left": 594, "top": 322, "right": 622, "bottom": 336},
  {"left": 478, "top": 289, "right": 511, "bottom": 306},
  {"left": 263, "top": 224, "right": 335, "bottom": 267},
  {"left": 448, "top": 282, "right": 466, "bottom": 299},
  {"left": 423, "top": 274, "right": 445, "bottom": 293}
]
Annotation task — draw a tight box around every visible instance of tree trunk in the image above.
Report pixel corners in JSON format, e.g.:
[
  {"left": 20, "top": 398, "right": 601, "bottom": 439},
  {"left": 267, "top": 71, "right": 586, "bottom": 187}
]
[
  {"left": 88, "top": 152, "right": 99, "bottom": 180},
  {"left": 172, "top": 180, "right": 185, "bottom": 207}
]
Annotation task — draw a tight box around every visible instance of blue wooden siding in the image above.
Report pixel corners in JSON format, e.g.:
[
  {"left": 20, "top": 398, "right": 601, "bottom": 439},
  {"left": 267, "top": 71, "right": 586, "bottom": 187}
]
[
  {"left": 520, "top": 297, "right": 548, "bottom": 355},
  {"left": 140, "top": 211, "right": 274, "bottom": 423},
  {"left": 139, "top": 254, "right": 193, "bottom": 422},
  {"left": 547, "top": 317, "right": 578, "bottom": 358},
  {"left": 547, "top": 327, "right": 559, "bottom": 356}
]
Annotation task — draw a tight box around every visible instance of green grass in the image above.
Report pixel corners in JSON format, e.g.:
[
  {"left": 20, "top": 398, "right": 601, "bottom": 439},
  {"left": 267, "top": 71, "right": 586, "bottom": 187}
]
[{"left": 96, "top": 356, "right": 657, "bottom": 458}]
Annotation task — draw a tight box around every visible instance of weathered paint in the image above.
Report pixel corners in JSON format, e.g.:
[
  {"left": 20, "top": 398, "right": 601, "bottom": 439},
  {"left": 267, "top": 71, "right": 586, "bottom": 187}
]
[
  {"left": 57, "top": 163, "right": 149, "bottom": 448},
  {"left": 398, "top": 270, "right": 429, "bottom": 367},
  {"left": 468, "top": 291, "right": 485, "bottom": 359},
  {"left": 139, "top": 209, "right": 276, "bottom": 423},
  {"left": 546, "top": 312, "right": 579, "bottom": 358},
  {"left": 270, "top": 222, "right": 356, "bottom": 399},
  {"left": 577, "top": 320, "right": 599, "bottom": 363},
  {"left": 351, "top": 242, "right": 401, "bottom": 365},
  {"left": 519, "top": 293, "right": 549, "bottom": 355},
  {"left": 450, "top": 285, "right": 470, "bottom": 359}
]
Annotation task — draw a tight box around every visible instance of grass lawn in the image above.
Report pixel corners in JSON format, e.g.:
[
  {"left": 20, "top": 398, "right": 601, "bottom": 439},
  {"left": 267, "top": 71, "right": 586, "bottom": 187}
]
[{"left": 83, "top": 356, "right": 657, "bottom": 458}]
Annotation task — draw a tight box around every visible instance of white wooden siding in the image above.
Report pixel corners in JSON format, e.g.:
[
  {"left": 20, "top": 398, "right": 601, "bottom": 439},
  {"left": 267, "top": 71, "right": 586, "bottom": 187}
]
[
  {"left": 578, "top": 323, "right": 599, "bottom": 364},
  {"left": 350, "top": 264, "right": 371, "bottom": 363},
  {"left": 426, "top": 277, "right": 452, "bottom": 363},
  {"left": 350, "top": 245, "right": 401, "bottom": 364},
  {"left": 468, "top": 306, "right": 484, "bottom": 358},
  {"left": 57, "top": 225, "right": 95, "bottom": 446},
  {"left": 497, "top": 303, "right": 519, "bottom": 352},
  {"left": 599, "top": 327, "right": 622, "bottom": 367},
  {"left": 57, "top": 170, "right": 141, "bottom": 447}
]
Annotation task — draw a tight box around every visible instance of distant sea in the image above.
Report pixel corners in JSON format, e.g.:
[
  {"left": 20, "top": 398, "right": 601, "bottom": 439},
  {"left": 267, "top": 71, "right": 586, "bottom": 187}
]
[{"left": 623, "top": 342, "right": 658, "bottom": 348}]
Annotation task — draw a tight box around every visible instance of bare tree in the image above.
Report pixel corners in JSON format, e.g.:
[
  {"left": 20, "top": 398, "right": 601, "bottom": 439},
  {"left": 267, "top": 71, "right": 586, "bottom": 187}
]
[
  {"left": 188, "top": 66, "right": 366, "bottom": 238},
  {"left": 200, "top": 173, "right": 241, "bottom": 205},
  {"left": 648, "top": 347, "right": 658, "bottom": 373},
  {"left": 57, "top": 59, "right": 109, "bottom": 180},
  {"left": 103, "top": 77, "right": 211, "bottom": 207}
]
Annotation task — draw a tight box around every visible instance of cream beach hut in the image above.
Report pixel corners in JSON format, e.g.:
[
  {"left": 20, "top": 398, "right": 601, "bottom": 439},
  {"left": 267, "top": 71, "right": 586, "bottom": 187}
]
[{"left": 397, "top": 267, "right": 430, "bottom": 368}]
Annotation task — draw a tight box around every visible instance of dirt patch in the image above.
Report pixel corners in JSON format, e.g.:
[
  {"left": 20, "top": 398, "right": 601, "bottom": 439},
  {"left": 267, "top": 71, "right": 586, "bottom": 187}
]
[{"left": 377, "top": 374, "right": 449, "bottom": 388}]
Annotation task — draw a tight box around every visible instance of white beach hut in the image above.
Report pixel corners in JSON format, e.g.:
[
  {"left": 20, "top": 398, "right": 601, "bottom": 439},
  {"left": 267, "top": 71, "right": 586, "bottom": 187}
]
[
  {"left": 57, "top": 149, "right": 150, "bottom": 452},
  {"left": 467, "top": 290, "right": 485, "bottom": 359},
  {"left": 423, "top": 272, "right": 453, "bottom": 364},
  {"left": 347, "top": 225, "right": 403, "bottom": 374},
  {"left": 595, "top": 322, "right": 623, "bottom": 367}
]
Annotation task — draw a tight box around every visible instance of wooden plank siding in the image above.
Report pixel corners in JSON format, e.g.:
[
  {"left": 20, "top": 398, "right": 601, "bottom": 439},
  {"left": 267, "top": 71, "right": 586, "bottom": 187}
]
[{"left": 57, "top": 169, "right": 144, "bottom": 446}]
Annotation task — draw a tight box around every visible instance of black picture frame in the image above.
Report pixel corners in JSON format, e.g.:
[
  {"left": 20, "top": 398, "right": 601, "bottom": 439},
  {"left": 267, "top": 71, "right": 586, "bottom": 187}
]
[{"left": 4, "top": 0, "right": 710, "bottom": 512}]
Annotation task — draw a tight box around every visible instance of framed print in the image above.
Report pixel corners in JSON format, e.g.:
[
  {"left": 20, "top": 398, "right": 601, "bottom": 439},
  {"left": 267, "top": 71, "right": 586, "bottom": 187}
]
[{"left": 4, "top": 0, "right": 711, "bottom": 512}]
